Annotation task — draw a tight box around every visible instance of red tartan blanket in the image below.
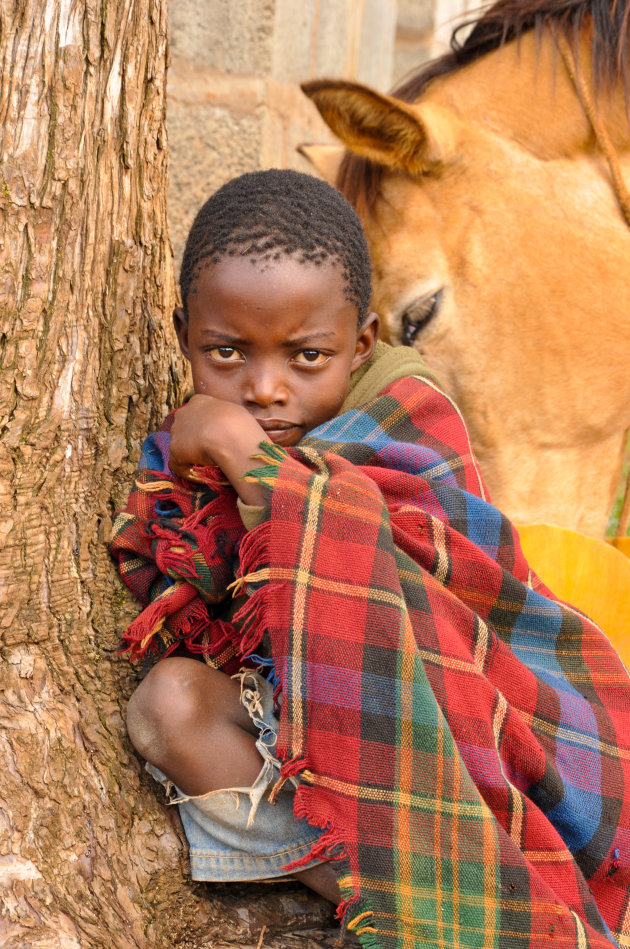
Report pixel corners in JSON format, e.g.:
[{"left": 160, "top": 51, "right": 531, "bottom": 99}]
[{"left": 111, "top": 375, "right": 630, "bottom": 949}]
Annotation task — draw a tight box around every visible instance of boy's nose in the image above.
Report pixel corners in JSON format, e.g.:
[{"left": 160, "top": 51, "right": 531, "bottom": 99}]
[{"left": 244, "top": 367, "right": 288, "bottom": 407}]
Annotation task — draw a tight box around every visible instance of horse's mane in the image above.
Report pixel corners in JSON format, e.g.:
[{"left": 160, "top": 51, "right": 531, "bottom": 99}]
[{"left": 338, "top": 0, "right": 630, "bottom": 210}]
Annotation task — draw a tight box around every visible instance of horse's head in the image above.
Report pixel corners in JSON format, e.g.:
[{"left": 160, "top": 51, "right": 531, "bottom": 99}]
[
  {"left": 301, "top": 34, "right": 630, "bottom": 536},
  {"left": 300, "top": 80, "right": 469, "bottom": 382}
]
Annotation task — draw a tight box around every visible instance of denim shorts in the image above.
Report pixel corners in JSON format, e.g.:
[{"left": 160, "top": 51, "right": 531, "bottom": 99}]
[{"left": 147, "top": 670, "right": 324, "bottom": 881}]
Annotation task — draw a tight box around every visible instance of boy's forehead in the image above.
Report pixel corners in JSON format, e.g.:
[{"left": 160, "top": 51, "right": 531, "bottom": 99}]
[
  {"left": 188, "top": 254, "right": 359, "bottom": 334},
  {"left": 196, "top": 254, "right": 351, "bottom": 305}
]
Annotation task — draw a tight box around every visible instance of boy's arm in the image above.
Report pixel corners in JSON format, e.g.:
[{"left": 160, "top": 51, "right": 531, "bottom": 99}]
[{"left": 168, "top": 394, "right": 272, "bottom": 507}]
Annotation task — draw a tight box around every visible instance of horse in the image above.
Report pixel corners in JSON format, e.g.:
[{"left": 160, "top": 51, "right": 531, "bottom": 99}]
[{"left": 301, "top": 0, "right": 630, "bottom": 539}]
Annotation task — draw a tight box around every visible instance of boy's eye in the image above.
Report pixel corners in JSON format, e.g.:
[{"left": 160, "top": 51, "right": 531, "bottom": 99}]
[
  {"left": 294, "top": 350, "right": 328, "bottom": 366},
  {"left": 208, "top": 346, "right": 244, "bottom": 363}
]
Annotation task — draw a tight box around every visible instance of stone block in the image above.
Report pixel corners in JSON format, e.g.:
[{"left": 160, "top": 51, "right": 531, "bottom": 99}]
[
  {"left": 392, "top": 0, "right": 437, "bottom": 86},
  {"left": 260, "top": 80, "right": 338, "bottom": 170},
  {"left": 356, "top": 0, "right": 397, "bottom": 89},
  {"left": 170, "top": 0, "right": 275, "bottom": 75},
  {"left": 166, "top": 94, "right": 263, "bottom": 275},
  {"left": 392, "top": 41, "right": 434, "bottom": 86},
  {"left": 396, "top": 0, "right": 435, "bottom": 34},
  {"left": 271, "top": 0, "right": 395, "bottom": 90},
  {"left": 433, "top": 0, "right": 475, "bottom": 53},
  {"left": 311, "top": 0, "right": 355, "bottom": 79},
  {"left": 271, "top": 0, "right": 317, "bottom": 83}
]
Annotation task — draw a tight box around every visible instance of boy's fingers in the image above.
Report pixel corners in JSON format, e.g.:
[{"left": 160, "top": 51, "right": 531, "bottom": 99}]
[{"left": 168, "top": 462, "right": 204, "bottom": 483}]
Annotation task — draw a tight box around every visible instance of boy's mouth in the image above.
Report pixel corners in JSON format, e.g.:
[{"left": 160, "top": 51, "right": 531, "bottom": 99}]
[{"left": 256, "top": 418, "right": 302, "bottom": 445}]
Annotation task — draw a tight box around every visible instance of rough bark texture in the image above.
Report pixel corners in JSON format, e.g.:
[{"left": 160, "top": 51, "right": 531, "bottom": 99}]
[
  {"left": 0, "top": 0, "right": 189, "bottom": 944},
  {"left": 0, "top": 4, "right": 344, "bottom": 946},
  {"left": 0, "top": 3, "right": 342, "bottom": 945},
  {"left": 0, "top": 1, "right": 196, "bottom": 946}
]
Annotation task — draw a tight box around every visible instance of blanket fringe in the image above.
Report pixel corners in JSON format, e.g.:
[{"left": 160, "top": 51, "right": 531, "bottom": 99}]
[
  {"left": 231, "top": 583, "right": 269, "bottom": 659},
  {"left": 242, "top": 443, "right": 290, "bottom": 489},
  {"left": 224, "top": 521, "right": 273, "bottom": 658},
  {"left": 189, "top": 618, "right": 238, "bottom": 655},
  {"left": 184, "top": 498, "right": 231, "bottom": 531},
  {"left": 280, "top": 755, "right": 309, "bottom": 780},
  {"left": 298, "top": 824, "right": 346, "bottom": 867},
  {"left": 282, "top": 820, "right": 347, "bottom": 872},
  {"left": 282, "top": 777, "right": 349, "bottom": 871},
  {"left": 149, "top": 525, "right": 200, "bottom": 580},
  {"left": 267, "top": 754, "right": 309, "bottom": 803},
  {"left": 119, "top": 580, "right": 196, "bottom": 659},
  {"left": 149, "top": 502, "right": 243, "bottom": 582},
  {"left": 234, "top": 521, "right": 270, "bottom": 577},
  {"left": 227, "top": 568, "right": 270, "bottom": 597},
  {"left": 346, "top": 922, "right": 379, "bottom": 944},
  {"left": 135, "top": 477, "right": 177, "bottom": 494},
  {"left": 281, "top": 790, "right": 376, "bottom": 938},
  {"left": 336, "top": 894, "right": 360, "bottom": 920},
  {"left": 188, "top": 465, "right": 232, "bottom": 492}
]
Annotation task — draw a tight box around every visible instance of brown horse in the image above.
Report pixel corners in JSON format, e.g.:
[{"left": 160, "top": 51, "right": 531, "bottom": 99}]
[{"left": 301, "top": 0, "right": 630, "bottom": 538}]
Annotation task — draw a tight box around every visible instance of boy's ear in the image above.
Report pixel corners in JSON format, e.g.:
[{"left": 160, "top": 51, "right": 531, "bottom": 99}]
[
  {"left": 173, "top": 307, "right": 190, "bottom": 359},
  {"left": 352, "top": 311, "right": 380, "bottom": 371}
]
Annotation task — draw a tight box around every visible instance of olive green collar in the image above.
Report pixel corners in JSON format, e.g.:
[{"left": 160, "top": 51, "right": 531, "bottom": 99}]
[{"left": 342, "top": 340, "right": 441, "bottom": 414}]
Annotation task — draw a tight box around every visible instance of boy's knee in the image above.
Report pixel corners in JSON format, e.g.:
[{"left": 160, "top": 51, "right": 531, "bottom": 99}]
[{"left": 126, "top": 657, "right": 213, "bottom": 764}]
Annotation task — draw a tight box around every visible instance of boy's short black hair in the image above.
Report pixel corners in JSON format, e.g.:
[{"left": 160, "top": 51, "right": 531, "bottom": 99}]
[{"left": 180, "top": 169, "right": 373, "bottom": 325}]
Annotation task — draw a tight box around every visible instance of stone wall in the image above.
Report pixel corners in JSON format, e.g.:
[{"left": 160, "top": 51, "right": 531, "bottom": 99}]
[
  {"left": 167, "top": 0, "right": 469, "bottom": 272},
  {"left": 392, "top": 0, "right": 474, "bottom": 84}
]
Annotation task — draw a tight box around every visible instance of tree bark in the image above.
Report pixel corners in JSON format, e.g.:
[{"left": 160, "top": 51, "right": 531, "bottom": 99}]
[
  {"left": 0, "top": 2, "right": 197, "bottom": 945},
  {"left": 0, "top": 5, "right": 340, "bottom": 946}
]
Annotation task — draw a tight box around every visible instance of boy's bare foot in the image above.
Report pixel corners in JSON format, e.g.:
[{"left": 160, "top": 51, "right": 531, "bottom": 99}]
[{"left": 293, "top": 863, "right": 341, "bottom": 904}]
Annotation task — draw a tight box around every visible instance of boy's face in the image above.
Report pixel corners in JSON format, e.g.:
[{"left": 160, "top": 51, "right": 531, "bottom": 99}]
[{"left": 174, "top": 256, "right": 379, "bottom": 447}]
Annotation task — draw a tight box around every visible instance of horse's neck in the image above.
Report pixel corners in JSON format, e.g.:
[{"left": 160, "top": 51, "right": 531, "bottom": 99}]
[{"left": 426, "top": 30, "right": 630, "bottom": 156}]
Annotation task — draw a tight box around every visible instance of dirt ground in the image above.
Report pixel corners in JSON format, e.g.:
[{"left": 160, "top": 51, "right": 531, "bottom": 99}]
[{"left": 168, "top": 879, "right": 361, "bottom": 948}]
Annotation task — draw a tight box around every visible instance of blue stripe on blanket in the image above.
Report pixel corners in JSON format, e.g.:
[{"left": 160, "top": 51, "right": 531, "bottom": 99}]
[
  {"left": 138, "top": 430, "right": 171, "bottom": 472},
  {"left": 311, "top": 412, "right": 461, "bottom": 485},
  {"left": 510, "top": 588, "right": 603, "bottom": 850}
]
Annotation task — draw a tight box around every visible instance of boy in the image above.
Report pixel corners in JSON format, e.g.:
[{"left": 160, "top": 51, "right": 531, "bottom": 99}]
[
  {"left": 112, "top": 170, "right": 630, "bottom": 947},
  {"left": 117, "top": 168, "right": 412, "bottom": 902}
]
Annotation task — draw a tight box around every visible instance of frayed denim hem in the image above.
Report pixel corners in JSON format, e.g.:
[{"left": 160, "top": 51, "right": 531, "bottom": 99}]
[{"left": 146, "top": 670, "right": 324, "bottom": 881}]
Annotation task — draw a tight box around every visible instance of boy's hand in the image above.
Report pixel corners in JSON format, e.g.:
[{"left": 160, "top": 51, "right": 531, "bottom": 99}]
[{"left": 169, "top": 395, "right": 272, "bottom": 506}]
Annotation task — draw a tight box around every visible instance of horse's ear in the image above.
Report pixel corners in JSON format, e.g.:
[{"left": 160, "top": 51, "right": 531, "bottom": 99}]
[
  {"left": 301, "top": 79, "right": 458, "bottom": 175},
  {"left": 298, "top": 144, "right": 344, "bottom": 184}
]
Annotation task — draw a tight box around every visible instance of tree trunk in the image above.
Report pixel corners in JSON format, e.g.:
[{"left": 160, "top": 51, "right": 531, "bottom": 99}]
[
  {"left": 0, "top": 5, "right": 340, "bottom": 946},
  {"left": 0, "top": 1, "right": 194, "bottom": 945}
]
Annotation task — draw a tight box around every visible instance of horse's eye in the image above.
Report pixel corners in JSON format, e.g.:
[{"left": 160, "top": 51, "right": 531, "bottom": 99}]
[{"left": 401, "top": 290, "right": 442, "bottom": 345}]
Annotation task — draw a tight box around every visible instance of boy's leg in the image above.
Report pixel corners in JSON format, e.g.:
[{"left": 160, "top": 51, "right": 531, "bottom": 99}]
[
  {"left": 126, "top": 657, "right": 340, "bottom": 904},
  {"left": 126, "top": 657, "right": 263, "bottom": 794}
]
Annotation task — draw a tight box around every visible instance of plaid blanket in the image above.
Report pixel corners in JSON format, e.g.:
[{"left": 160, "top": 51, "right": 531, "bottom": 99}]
[{"left": 111, "top": 375, "right": 630, "bottom": 949}]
